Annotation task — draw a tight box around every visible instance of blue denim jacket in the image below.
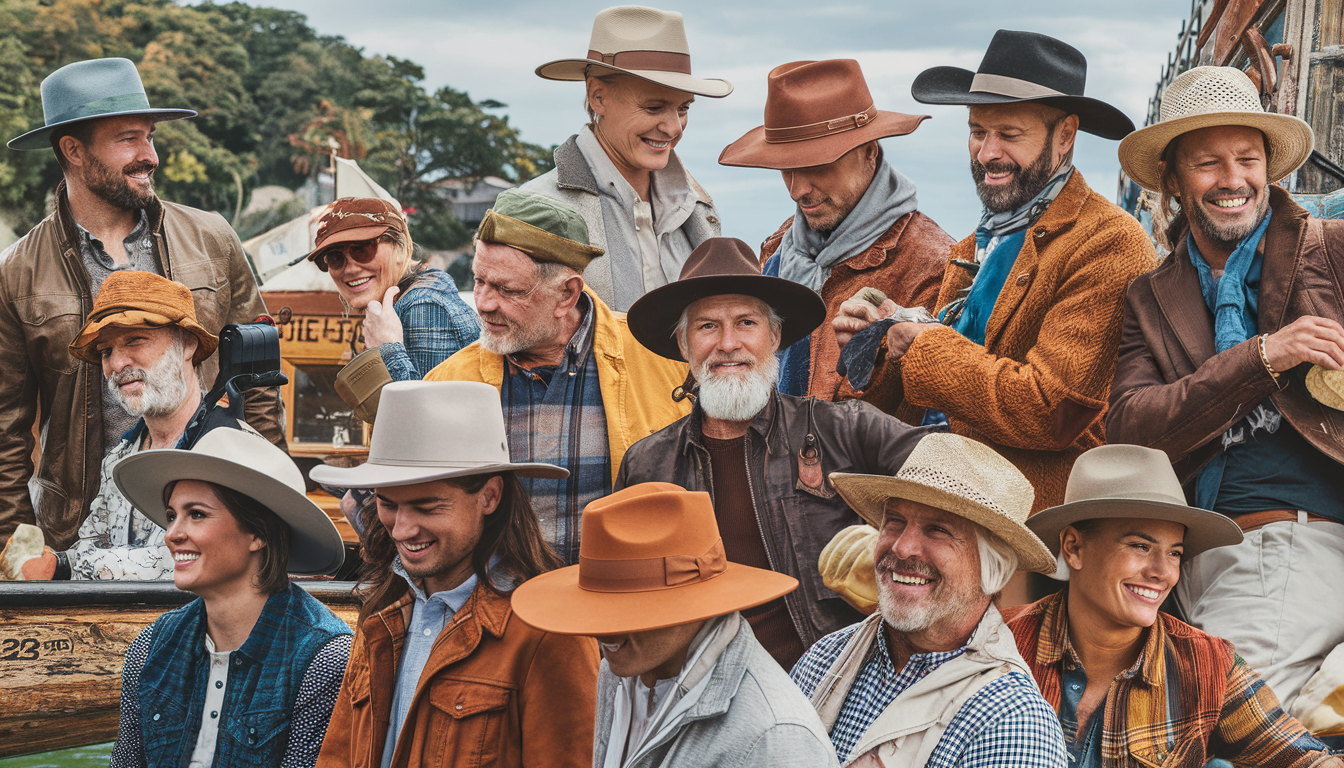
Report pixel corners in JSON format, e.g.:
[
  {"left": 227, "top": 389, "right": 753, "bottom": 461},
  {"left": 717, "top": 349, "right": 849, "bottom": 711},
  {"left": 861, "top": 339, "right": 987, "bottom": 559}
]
[{"left": 138, "top": 584, "right": 351, "bottom": 768}]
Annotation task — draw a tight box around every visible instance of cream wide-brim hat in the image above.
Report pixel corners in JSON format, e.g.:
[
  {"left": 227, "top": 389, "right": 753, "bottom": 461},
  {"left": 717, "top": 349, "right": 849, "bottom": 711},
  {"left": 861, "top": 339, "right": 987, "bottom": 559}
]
[
  {"left": 536, "top": 5, "right": 732, "bottom": 98},
  {"left": 1306, "top": 365, "right": 1344, "bottom": 412},
  {"left": 1118, "top": 66, "right": 1314, "bottom": 192},
  {"left": 830, "top": 433, "right": 1055, "bottom": 575}
]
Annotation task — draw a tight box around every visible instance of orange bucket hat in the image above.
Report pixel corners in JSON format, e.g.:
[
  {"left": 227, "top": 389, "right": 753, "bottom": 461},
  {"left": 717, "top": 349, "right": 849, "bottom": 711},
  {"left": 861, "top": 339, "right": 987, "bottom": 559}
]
[
  {"left": 511, "top": 482, "right": 798, "bottom": 636},
  {"left": 69, "top": 271, "right": 218, "bottom": 365}
]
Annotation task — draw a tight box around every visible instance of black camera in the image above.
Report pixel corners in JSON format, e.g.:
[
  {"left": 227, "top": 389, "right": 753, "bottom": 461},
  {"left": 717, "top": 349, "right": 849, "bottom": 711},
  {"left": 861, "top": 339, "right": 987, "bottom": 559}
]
[{"left": 182, "top": 322, "right": 289, "bottom": 447}]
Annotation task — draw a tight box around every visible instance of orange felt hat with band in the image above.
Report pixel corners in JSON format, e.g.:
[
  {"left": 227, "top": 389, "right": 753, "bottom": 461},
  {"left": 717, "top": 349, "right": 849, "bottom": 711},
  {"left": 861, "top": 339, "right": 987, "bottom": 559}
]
[
  {"left": 511, "top": 482, "right": 798, "bottom": 635},
  {"left": 69, "top": 271, "right": 217, "bottom": 365}
]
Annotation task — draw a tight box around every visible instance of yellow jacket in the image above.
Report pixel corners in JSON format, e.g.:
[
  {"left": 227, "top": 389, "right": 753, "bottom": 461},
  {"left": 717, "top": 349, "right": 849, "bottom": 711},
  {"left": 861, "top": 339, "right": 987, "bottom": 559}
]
[{"left": 424, "top": 288, "right": 691, "bottom": 477}]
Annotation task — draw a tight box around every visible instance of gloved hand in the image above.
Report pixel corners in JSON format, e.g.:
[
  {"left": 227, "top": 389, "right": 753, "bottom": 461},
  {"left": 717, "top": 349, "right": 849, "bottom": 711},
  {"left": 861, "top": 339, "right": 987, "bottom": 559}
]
[{"left": 819, "top": 524, "right": 880, "bottom": 615}]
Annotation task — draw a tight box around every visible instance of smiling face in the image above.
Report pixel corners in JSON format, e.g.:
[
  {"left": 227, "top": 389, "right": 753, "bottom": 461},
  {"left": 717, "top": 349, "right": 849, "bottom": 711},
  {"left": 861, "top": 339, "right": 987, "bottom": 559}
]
[
  {"left": 874, "top": 499, "right": 989, "bottom": 640},
  {"left": 967, "top": 103, "right": 1077, "bottom": 213},
  {"left": 472, "top": 240, "right": 578, "bottom": 357},
  {"left": 63, "top": 115, "right": 160, "bottom": 211},
  {"left": 164, "top": 480, "right": 266, "bottom": 597},
  {"left": 375, "top": 477, "right": 501, "bottom": 595},
  {"left": 1061, "top": 518, "right": 1185, "bottom": 630},
  {"left": 98, "top": 325, "right": 197, "bottom": 419},
  {"left": 1161, "top": 125, "right": 1270, "bottom": 258},
  {"left": 595, "top": 619, "right": 706, "bottom": 686},
  {"left": 678, "top": 294, "right": 781, "bottom": 423},
  {"left": 780, "top": 142, "right": 880, "bottom": 233},
  {"left": 325, "top": 237, "right": 405, "bottom": 311},
  {"left": 587, "top": 75, "right": 693, "bottom": 180}
]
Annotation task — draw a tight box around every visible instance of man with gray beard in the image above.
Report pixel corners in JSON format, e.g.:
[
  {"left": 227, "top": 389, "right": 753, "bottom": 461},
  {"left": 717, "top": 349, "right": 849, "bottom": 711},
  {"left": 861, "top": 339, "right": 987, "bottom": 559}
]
[
  {"left": 1, "top": 271, "right": 220, "bottom": 581},
  {"left": 618, "top": 237, "right": 931, "bottom": 670}
]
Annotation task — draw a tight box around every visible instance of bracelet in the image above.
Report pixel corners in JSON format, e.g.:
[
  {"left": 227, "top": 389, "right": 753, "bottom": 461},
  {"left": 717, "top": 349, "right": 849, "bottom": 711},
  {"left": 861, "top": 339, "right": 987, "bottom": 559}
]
[{"left": 1258, "top": 334, "right": 1280, "bottom": 380}]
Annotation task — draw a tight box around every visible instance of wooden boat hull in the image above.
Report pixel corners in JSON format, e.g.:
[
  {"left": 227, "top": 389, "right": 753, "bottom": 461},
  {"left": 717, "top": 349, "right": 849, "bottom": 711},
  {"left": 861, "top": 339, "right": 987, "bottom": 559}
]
[{"left": 0, "top": 581, "right": 359, "bottom": 759}]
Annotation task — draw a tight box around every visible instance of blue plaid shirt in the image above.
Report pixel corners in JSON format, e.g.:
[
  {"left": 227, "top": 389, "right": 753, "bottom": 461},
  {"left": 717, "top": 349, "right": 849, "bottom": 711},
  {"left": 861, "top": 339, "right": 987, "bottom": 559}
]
[
  {"left": 792, "top": 621, "right": 1068, "bottom": 767},
  {"left": 380, "top": 266, "right": 480, "bottom": 381},
  {"left": 500, "top": 295, "right": 610, "bottom": 565}
]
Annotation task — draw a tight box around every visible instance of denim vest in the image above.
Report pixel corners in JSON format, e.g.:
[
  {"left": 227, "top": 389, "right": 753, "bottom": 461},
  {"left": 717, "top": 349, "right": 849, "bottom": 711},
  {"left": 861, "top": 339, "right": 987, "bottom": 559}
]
[{"left": 138, "top": 584, "right": 351, "bottom": 768}]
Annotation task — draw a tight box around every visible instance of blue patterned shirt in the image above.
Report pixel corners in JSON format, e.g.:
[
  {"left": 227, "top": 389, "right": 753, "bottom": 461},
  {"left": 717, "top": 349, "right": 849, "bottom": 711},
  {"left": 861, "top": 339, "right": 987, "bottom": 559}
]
[
  {"left": 500, "top": 295, "right": 610, "bottom": 565},
  {"left": 792, "top": 621, "right": 1068, "bottom": 767},
  {"left": 379, "top": 266, "right": 480, "bottom": 381}
]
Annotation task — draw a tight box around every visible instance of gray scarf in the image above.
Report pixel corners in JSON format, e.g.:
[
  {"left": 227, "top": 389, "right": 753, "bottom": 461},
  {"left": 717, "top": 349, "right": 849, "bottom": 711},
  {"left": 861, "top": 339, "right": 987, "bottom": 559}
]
[{"left": 777, "top": 158, "right": 919, "bottom": 292}]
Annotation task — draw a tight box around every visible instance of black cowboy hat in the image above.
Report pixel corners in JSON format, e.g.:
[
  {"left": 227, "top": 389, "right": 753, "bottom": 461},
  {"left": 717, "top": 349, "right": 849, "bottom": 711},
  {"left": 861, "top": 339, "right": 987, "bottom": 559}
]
[
  {"left": 911, "top": 30, "right": 1134, "bottom": 140},
  {"left": 626, "top": 237, "right": 826, "bottom": 362}
]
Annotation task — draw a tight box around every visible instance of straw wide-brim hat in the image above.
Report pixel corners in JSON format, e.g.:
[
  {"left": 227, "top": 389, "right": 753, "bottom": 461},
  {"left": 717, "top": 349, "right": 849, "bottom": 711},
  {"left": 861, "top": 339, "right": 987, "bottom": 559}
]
[
  {"left": 830, "top": 433, "right": 1056, "bottom": 574},
  {"left": 1026, "top": 444, "right": 1242, "bottom": 559},
  {"left": 113, "top": 428, "right": 345, "bottom": 575},
  {"left": 536, "top": 5, "right": 732, "bottom": 98},
  {"left": 1119, "top": 66, "right": 1315, "bottom": 192},
  {"left": 511, "top": 483, "right": 798, "bottom": 635},
  {"left": 1306, "top": 365, "right": 1344, "bottom": 412},
  {"left": 626, "top": 237, "right": 826, "bottom": 361},
  {"left": 309, "top": 381, "right": 569, "bottom": 488},
  {"left": 720, "top": 59, "right": 928, "bottom": 170},
  {"left": 69, "top": 271, "right": 218, "bottom": 365}
]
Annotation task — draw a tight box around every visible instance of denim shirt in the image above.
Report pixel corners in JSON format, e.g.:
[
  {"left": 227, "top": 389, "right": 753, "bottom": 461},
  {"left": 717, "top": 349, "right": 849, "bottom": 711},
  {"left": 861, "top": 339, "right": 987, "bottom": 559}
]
[
  {"left": 1058, "top": 657, "right": 1103, "bottom": 767},
  {"left": 137, "top": 584, "right": 351, "bottom": 768}
]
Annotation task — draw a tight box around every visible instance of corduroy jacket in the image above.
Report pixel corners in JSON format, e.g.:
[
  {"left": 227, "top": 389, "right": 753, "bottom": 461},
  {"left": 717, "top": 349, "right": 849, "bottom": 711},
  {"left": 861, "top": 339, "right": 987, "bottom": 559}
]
[
  {"left": 760, "top": 211, "right": 952, "bottom": 410},
  {"left": 316, "top": 580, "right": 600, "bottom": 768},
  {"left": 1003, "top": 590, "right": 1335, "bottom": 768},
  {"left": 846, "top": 172, "right": 1157, "bottom": 512},
  {"left": 0, "top": 183, "right": 285, "bottom": 546}
]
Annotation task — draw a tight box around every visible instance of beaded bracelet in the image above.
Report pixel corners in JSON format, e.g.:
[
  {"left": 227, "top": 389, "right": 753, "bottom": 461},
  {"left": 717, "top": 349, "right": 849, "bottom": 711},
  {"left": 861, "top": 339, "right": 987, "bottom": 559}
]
[{"left": 1258, "top": 334, "right": 1280, "bottom": 379}]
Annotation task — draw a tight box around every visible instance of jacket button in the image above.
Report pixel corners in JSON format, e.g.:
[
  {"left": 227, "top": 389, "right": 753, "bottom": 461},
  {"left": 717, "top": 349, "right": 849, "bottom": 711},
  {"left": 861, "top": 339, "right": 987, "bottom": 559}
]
[
  {"left": 152, "top": 713, "right": 160, "bottom": 721},
  {"left": 249, "top": 727, "right": 256, "bottom": 734},
  {"left": 455, "top": 704, "right": 463, "bottom": 711},
  {"left": 1016, "top": 273, "right": 1031, "bottom": 286},
  {"left": 1034, "top": 228, "right": 1046, "bottom": 238}
]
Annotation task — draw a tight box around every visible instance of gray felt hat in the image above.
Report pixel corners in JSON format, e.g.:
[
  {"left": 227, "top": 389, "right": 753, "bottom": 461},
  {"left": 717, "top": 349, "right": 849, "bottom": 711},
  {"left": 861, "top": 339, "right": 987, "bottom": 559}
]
[{"left": 8, "top": 58, "right": 196, "bottom": 151}]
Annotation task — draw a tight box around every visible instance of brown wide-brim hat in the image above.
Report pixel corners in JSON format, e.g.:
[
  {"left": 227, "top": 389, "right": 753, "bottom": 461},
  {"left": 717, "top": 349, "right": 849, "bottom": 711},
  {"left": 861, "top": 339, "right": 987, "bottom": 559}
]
[
  {"left": 626, "top": 237, "right": 826, "bottom": 361},
  {"left": 69, "top": 271, "right": 217, "bottom": 365},
  {"left": 831, "top": 433, "right": 1056, "bottom": 574},
  {"left": 511, "top": 483, "right": 798, "bottom": 635},
  {"left": 1026, "top": 444, "right": 1242, "bottom": 559},
  {"left": 536, "top": 5, "right": 732, "bottom": 98},
  {"left": 1118, "top": 66, "right": 1314, "bottom": 192},
  {"left": 720, "top": 59, "right": 929, "bottom": 170}
]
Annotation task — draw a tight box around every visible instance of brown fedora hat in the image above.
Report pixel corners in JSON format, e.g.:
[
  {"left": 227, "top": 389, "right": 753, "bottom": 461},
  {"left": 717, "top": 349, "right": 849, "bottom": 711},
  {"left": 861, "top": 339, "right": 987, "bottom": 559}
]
[
  {"left": 510, "top": 482, "right": 798, "bottom": 635},
  {"left": 625, "top": 237, "right": 826, "bottom": 361},
  {"left": 719, "top": 60, "right": 929, "bottom": 170},
  {"left": 69, "top": 270, "right": 218, "bottom": 365}
]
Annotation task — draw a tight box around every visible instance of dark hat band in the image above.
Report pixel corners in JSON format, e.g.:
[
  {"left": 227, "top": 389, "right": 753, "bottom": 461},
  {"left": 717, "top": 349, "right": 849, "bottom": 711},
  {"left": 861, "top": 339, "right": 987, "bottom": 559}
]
[
  {"left": 764, "top": 104, "right": 877, "bottom": 144},
  {"left": 47, "top": 91, "right": 152, "bottom": 126},
  {"left": 969, "top": 73, "right": 1065, "bottom": 100},
  {"left": 578, "top": 539, "right": 727, "bottom": 592},
  {"left": 587, "top": 49, "right": 691, "bottom": 75}
]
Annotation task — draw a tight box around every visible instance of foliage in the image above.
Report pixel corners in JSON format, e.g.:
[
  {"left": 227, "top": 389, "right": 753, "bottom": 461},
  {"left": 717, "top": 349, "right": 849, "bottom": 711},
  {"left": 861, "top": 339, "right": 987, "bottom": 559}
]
[{"left": 0, "top": 0, "right": 553, "bottom": 248}]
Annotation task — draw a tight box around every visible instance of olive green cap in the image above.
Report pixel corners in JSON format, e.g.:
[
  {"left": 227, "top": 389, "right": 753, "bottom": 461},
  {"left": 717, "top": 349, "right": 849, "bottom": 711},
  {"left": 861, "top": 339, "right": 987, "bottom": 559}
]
[{"left": 477, "top": 189, "right": 604, "bottom": 271}]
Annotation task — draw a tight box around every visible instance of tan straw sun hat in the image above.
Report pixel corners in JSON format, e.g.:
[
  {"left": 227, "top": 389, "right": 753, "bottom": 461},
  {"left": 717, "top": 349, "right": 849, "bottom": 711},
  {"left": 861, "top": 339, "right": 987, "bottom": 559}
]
[
  {"left": 536, "top": 5, "right": 732, "bottom": 98},
  {"left": 830, "top": 433, "right": 1055, "bottom": 574},
  {"left": 1118, "top": 66, "right": 1315, "bottom": 192},
  {"left": 1306, "top": 365, "right": 1344, "bottom": 412}
]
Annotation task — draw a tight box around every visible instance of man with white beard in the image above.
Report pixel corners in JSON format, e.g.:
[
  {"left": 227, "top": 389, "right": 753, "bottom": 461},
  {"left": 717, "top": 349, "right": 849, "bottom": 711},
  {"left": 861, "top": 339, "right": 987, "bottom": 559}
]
[
  {"left": 2, "top": 271, "right": 223, "bottom": 581},
  {"left": 426, "top": 189, "right": 691, "bottom": 565},
  {"left": 618, "top": 238, "right": 931, "bottom": 670}
]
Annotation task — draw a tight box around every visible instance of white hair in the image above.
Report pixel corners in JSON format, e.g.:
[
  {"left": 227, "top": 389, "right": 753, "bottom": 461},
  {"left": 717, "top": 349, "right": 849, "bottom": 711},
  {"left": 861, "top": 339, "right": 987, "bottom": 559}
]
[{"left": 976, "top": 526, "right": 1019, "bottom": 596}]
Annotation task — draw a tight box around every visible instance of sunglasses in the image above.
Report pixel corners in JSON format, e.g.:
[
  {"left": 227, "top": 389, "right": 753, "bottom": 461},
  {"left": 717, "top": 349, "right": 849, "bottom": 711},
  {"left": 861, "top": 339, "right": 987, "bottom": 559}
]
[{"left": 315, "top": 239, "right": 381, "bottom": 272}]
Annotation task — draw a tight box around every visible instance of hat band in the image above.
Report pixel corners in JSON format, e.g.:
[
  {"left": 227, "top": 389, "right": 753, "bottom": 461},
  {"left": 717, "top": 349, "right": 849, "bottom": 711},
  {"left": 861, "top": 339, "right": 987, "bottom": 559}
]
[
  {"left": 46, "top": 92, "right": 153, "bottom": 127},
  {"left": 969, "top": 73, "right": 1065, "bottom": 100},
  {"left": 763, "top": 104, "right": 876, "bottom": 144},
  {"left": 587, "top": 49, "right": 692, "bottom": 75},
  {"left": 578, "top": 539, "right": 727, "bottom": 593}
]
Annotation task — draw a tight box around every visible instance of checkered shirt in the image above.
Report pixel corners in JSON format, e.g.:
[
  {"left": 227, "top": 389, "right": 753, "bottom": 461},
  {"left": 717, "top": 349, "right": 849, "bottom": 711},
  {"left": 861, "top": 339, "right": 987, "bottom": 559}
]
[
  {"left": 792, "top": 621, "right": 1068, "bottom": 767},
  {"left": 499, "top": 295, "right": 610, "bottom": 565},
  {"left": 379, "top": 266, "right": 480, "bottom": 381}
]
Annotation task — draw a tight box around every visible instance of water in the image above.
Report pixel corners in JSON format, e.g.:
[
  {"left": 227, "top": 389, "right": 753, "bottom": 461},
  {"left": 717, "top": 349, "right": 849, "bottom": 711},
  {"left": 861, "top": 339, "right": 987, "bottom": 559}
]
[{"left": 0, "top": 744, "right": 112, "bottom": 768}]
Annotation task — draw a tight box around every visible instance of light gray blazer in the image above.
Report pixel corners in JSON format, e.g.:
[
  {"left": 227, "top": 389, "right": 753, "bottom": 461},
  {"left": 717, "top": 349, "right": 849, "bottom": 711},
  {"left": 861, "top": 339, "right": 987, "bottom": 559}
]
[{"left": 592, "top": 618, "right": 839, "bottom": 768}]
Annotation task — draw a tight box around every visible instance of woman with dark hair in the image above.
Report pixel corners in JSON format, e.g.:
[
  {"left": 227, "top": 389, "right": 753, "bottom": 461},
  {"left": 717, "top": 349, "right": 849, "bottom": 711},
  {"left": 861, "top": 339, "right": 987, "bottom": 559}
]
[
  {"left": 109, "top": 428, "right": 351, "bottom": 768},
  {"left": 310, "top": 381, "right": 600, "bottom": 768}
]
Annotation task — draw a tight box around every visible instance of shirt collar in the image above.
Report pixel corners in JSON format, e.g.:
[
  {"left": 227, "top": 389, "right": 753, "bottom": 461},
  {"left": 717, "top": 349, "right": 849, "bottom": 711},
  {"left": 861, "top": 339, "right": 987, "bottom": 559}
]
[
  {"left": 393, "top": 557, "right": 479, "bottom": 611},
  {"left": 1041, "top": 589, "right": 1163, "bottom": 688},
  {"left": 575, "top": 125, "right": 700, "bottom": 229},
  {"left": 506, "top": 291, "right": 596, "bottom": 377},
  {"left": 76, "top": 208, "right": 149, "bottom": 250}
]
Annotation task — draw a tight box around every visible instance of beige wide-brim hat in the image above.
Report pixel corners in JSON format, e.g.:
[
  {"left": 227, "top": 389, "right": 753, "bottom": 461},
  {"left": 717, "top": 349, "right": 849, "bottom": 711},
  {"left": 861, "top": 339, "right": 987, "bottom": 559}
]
[
  {"left": 113, "top": 428, "right": 345, "bottom": 575},
  {"left": 1306, "top": 365, "right": 1344, "bottom": 412},
  {"left": 309, "top": 381, "right": 569, "bottom": 488},
  {"left": 1119, "top": 66, "right": 1315, "bottom": 192},
  {"left": 536, "top": 5, "right": 732, "bottom": 98},
  {"left": 830, "top": 433, "right": 1056, "bottom": 575},
  {"left": 1027, "top": 444, "right": 1242, "bottom": 559}
]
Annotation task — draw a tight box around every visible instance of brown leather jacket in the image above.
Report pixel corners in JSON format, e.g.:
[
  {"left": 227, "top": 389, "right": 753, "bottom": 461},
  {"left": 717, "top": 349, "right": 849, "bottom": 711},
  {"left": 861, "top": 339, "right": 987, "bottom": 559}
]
[
  {"left": 1107, "top": 188, "right": 1344, "bottom": 488},
  {"left": 0, "top": 184, "right": 284, "bottom": 546},
  {"left": 317, "top": 581, "right": 600, "bottom": 768},
  {"left": 760, "top": 211, "right": 951, "bottom": 412}
]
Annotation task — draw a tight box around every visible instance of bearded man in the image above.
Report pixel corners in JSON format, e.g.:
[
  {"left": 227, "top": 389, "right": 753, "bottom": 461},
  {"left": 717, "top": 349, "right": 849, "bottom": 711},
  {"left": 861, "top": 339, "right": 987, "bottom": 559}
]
[
  {"left": 1, "top": 272, "right": 223, "bottom": 581},
  {"left": 1, "top": 58, "right": 283, "bottom": 548},
  {"left": 426, "top": 189, "right": 690, "bottom": 565},
  {"left": 617, "top": 237, "right": 931, "bottom": 670},
  {"left": 832, "top": 31, "right": 1156, "bottom": 513}
]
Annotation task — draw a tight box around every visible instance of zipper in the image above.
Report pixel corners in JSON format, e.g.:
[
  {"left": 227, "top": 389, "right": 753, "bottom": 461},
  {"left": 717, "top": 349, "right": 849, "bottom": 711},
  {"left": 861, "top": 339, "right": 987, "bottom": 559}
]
[{"left": 742, "top": 435, "right": 808, "bottom": 645}]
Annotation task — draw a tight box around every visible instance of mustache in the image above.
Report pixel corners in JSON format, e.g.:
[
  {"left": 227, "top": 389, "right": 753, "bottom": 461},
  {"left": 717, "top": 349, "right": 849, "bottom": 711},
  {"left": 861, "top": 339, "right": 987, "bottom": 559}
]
[
  {"left": 122, "top": 160, "right": 157, "bottom": 176},
  {"left": 971, "top": 158, "right": 1020, "bottom": 177},
  {"left": 108, "top": 368, "right": 147, "bottom": 386},
  {"left": 1202, "top": 187, "right": 1255, "bottom": 203},
  {"left": 877, "top": 554, "right": 941, "bottom": 581}
]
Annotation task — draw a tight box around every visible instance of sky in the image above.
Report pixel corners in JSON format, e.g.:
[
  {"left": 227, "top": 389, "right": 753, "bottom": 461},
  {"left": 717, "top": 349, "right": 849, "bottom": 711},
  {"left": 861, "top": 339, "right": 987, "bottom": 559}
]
[{"left": 247, "top": 0, "right": 1188, "bottom": 240}]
